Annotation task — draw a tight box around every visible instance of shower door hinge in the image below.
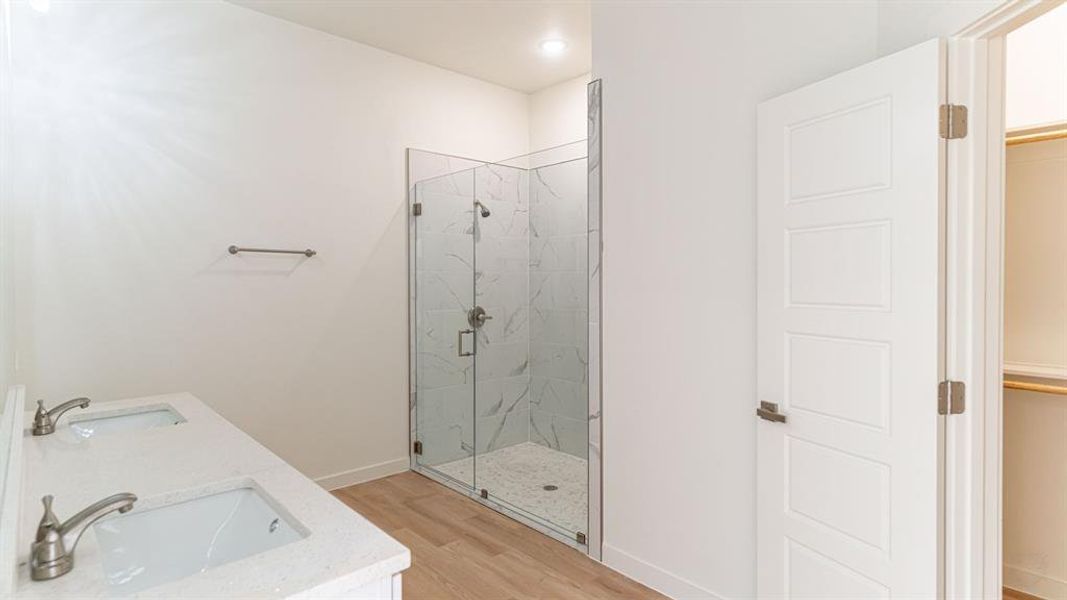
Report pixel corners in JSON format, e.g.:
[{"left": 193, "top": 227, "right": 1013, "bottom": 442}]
[
  {"left": 938, "top": 380, "right": 966, "bottom": 415},
  {"left": 413, "top": 440, "right": 423, "bottom": 455},
  {"left": 576, "top": 532, "right": 587, "bottom": 545},
  {"left": 412, "top": 202, "right": 423, "bottom": 216},
  {"left": 939, "top": 104, "right": 968, "bottom": 139}
]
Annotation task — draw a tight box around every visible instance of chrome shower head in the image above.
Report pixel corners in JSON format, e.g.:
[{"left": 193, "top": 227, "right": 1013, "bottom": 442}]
[{"left": 474, "top": 200, "right": 491, "bottom": 218}]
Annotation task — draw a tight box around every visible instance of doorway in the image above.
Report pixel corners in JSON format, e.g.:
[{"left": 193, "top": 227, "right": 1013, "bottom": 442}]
[
  {"left": 753, "top": 1, "right": 1067, "bottom": 596},
  {"left": 999, "top": 5, "right": 1067, "bottom": 598},
  {"left": 946, "top": 0, "right": 1067, "bottom": 597}
]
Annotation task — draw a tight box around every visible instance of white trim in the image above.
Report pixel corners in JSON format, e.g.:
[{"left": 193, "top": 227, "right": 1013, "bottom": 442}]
[
  {"left": 602, "top": 543, "right": 724, "bottom": 600},
  {"left": 314, "top": 458, "right": 409, "bottom": 491},
  {"left": 948, "top": 1, "right": 1067, "bottom": 598},
  {"left": 1003, "top": 362, "right": 1067, "bottom": 380},
  {"left": 1004, "top": 565, "right": 1067, "bottom": 599}
]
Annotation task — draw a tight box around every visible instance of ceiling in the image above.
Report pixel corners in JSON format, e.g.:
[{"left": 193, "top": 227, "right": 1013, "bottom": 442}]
[{"left": 227, "top": 0, "right": 591, "bottom": 94}]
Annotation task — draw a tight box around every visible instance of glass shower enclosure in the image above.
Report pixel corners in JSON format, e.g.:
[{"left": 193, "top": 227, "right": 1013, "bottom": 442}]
[{"left": 408, "top": 141, "right": 592, "bottom": 548}]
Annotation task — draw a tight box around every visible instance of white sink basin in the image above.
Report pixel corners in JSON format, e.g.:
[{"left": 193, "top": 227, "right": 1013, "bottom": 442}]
[
  {"left": 68, "top": 405, "right": 184, "bottom": 439},
  {"left": 94, "top": 486, "right": 305, "bottom": 595}
]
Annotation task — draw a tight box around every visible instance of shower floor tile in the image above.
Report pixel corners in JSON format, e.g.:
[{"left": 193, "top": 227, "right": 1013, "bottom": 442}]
[{"left": 433, "top": 442, "right": 588, "bottom": 535}]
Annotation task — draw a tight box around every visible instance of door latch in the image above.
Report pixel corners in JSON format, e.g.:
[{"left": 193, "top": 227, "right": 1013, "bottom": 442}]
[{"left": 756, "top": 401, "right": 787, "bottom": 423}]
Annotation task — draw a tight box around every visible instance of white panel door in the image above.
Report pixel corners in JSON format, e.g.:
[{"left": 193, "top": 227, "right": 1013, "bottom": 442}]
[{"left": 756, "top": 39, "right": 945, "bottom": 598}]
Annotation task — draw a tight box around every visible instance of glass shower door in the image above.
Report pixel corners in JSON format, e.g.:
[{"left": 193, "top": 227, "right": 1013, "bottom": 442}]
[
  {"left": 412, "top": 169, "right": 477, "bottom": 488},
  {"left": 473, "top": 158, "right": 590, "bottom": 542},
  {"left": 410, "top": 145, "right": 591, "bottom": 548}
]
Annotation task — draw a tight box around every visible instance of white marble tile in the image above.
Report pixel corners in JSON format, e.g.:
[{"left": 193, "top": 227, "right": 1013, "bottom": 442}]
[
  {"left": 477, "top": 408, "right": 529, "bottom": 453},
  {"left": 529, "top": 307, "right": 581, "bottom": 345},
  {"left": 415, "top": 191, "right": 475, "bottom": 236},
  {"left": 530, "top": 410, "right": 587, "bottom": 458},
  {"left": 529, "top": 376, "right": 586, "bottom": 421},
  {"left": 530, "top": 234, "right": 584, "bottom": 271},
  {"left": 586, "top": 78, "right": 602, "bottom": 560},
  {"left": 477, "top": 304, "right": 529, "bottom": 346},
  {"left": 530, "top": 343, "right": 587, "bottom": 383},
  {"left": 475, "top": 377, "right": 530, "bottom": 419},
  {"left": 413, "top": 272, "right": 470, "bottom": 312},
  {"left": 475, "top": 236, "right": 529, "bottom": 274},
  {"left": 475, "top": 270, "right": 528, "bottom": 311},
  {"left": 530, "top": 271, "right": 586, "bottom": 310},
  {"left": 474, "top": 341, "right": 528, "bottom": 381},
  {"left": 416, "top": 384, "right": 474, "bottom": 432},
  {"left": 415, "top": 349, "right": 472, "bottom": 390},
  {"left": 416, "top": 232, "right": 474, "bottom": 273}
]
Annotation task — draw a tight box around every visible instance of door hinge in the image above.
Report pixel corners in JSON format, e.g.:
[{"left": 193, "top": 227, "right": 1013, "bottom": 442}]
[
  {"left": 412, "top": 202, "right": 423, "bottom": 216},
  {"left": 938, "top": 380, "right": 966, "bottom": 415},
  {"left": 939, "top": 104, "right": 968, "bottom": 139},
  {"left": 413, "top": 440, "right": 423, "bottom": 455}
]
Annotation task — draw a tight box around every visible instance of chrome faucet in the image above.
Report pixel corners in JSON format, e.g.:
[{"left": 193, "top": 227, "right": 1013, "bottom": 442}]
[
  {"left": 30, "top": 493, "right": 137, "bottom": 581},
  {"left": 32, "top": 397, "right": 90, "bottom": 436}
]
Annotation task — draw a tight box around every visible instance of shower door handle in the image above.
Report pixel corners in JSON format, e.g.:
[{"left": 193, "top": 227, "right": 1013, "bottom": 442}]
[{"left": 458, "top": 329, "right": 475, "bottom": 357}]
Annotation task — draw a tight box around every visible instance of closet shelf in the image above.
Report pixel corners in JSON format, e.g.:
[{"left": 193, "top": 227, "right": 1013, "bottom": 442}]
[{"left": 1004, "top": 380, "right": 1067, "bottom": 396}]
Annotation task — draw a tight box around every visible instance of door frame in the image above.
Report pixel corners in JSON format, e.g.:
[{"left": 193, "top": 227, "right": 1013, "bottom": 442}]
[{"left": 946, "top": 1, "right": 1065, "bottom": 597}]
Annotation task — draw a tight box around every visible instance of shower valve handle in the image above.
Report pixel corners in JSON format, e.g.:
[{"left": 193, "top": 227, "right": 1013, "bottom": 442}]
[{"left": 468, "top": 306, "right": 491, "bottom": 328}]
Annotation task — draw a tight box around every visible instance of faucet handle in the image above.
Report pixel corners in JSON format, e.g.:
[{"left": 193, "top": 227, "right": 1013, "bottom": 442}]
[{"left": 35, "top": 495, "right": 59, "bottom": 543}]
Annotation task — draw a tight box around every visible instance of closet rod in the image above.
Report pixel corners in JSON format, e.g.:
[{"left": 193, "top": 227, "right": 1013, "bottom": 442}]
[
  {"left": 1005, "top": 127, "right": 1067, "bottom": 146},
  {"left": 1004, "top": 380, "right": 1067, "bottom": 396}
]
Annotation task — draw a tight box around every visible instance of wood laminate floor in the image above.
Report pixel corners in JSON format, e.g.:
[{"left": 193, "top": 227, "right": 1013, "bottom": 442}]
[{"left": 333, "top": 471, "right": 668, "bottom": 599}]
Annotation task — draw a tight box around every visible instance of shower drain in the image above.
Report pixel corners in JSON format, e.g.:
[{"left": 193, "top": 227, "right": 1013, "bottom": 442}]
[{"left": 542, "top": 484, "right": 558, "bottom": 491}]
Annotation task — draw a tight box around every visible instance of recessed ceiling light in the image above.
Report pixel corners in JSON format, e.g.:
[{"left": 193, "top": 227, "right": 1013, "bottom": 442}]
[{"left": 538, "top": 39, "right": 568, "bottom": 57}]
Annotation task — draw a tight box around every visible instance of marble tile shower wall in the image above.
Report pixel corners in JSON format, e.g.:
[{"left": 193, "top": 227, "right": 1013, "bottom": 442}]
[
  {"left": 473, "top": 165, "right": 532, "bottom": 454},
  {"left": 529, "top": 159, "right": 589, "bottom": 458}
]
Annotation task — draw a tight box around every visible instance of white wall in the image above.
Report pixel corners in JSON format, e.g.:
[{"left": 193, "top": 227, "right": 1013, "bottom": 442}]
[
  {"left": 592, "top": 2, "right": 879, "bottom": 597},
  {"left": 876, "top": 0, "right": 1003, "bottom": 56},
  {"left": 1003, "top": 387, "right": 1067, "bottom": 598},
  {"left": 1004, "top": 139, "right": 1067, "bottom": 377},
  {"left": 0, "top": 1, "right": 14, "bottom": 398},
  {"left": 1006, "top": 2, "right": 1067, "bottom": 130},
  {"left": 9, "top": 0, "right": 530, "bottom": 486},
  {"left": 529, "top": 73, "right": 590, "bottom": 152}
]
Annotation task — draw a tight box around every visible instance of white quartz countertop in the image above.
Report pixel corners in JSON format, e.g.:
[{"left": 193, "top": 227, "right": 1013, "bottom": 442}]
[{"left": 14, "top": 393, "right": 410, "bottom": 598}]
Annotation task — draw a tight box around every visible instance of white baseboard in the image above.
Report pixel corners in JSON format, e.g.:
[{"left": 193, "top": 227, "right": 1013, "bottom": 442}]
[
  {"left": 602, "top": 543, "right": 724, "bottom": 600},
  {"left": 315, "top": 457, "right": 409, "bottom": 491},
  {"left": 1004, "top": 563, "right": 1067, "bottom": 600}
]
